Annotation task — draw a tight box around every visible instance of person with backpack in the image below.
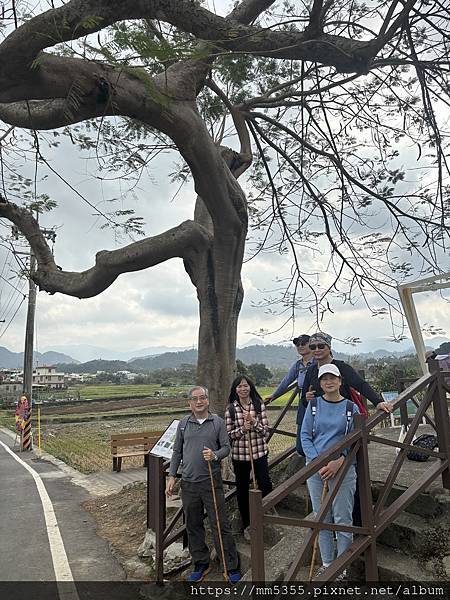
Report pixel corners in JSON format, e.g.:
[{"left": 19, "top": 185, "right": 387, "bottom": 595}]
[
  {"left": 299, "top": 332, "right": 393, "bottom": 443},
  {"left": 301, "top": 363, "right": 360, "bottom": 579},
  {"left": 299, "top": 331, "right": 393, "bottom": 526},
  {"left": 266, "top": 334, "right": 315, "bottom": 403},
  {"left": 166, "top": 386, "right": 241, "bottom": 583},
  {"left": 226, "top": 376, "right": 272, "bottom": 539}
]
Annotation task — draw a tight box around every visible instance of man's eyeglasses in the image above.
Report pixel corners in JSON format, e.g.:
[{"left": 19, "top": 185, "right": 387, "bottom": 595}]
[
  {"left": 190, "top": 395, "right": 207, "bottom": 402},
  {"left": 309, "top": 343, "right": 327, "bottom": 350}
]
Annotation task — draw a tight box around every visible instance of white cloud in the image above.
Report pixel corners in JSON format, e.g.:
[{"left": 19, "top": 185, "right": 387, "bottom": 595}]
[{"left": 0, "top": 1, "right": 448, "bottom": 357}]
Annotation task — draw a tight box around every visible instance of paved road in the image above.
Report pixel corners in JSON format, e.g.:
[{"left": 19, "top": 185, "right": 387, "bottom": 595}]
[{"left": 0, "top": 429, "right": 131, "bottom": 599}]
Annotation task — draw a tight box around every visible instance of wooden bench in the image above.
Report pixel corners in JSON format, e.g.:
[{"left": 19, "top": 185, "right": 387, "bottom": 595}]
[{"left": 111, "top": 431, "right": 163, "bottom": 473}]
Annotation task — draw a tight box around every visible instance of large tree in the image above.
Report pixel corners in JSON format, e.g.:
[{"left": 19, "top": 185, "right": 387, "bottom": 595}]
[{"left": 0, "top": 0, "right": 448, "bottom": 412}]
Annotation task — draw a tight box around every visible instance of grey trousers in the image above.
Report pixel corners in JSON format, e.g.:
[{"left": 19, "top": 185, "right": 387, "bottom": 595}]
[{"left": 181, "top": 475, "right": 239, "bottom": 571}]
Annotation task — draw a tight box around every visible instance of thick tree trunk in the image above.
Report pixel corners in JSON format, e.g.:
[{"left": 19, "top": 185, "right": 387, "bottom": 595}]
[
  {"left": 185, "top": 190, "right": 246, "bottom": 415},
  {"left": 196, "top": 258, "right": 244, "bottom": 415}
]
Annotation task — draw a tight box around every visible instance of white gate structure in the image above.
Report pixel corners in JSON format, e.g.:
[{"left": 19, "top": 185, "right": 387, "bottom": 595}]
[{"left": 398, "top": 272, "right": 450, "bottom": 375}]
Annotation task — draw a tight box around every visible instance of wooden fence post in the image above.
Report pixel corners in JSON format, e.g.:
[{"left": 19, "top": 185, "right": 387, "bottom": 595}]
[
  {"left": 249, "top": 488, "right": 265, "bottom": 582},
  {"left": 147, "top": 454, "right": 166, "bottom": 583},
  {"left": 395, "top": 369, "right": 409, "bottom": 429},
  {"left": 355, "top": 413, "right": 378, "bottom": 581},
  {"left": 429, "top": 361, "right": 450, "bottom": 490}
]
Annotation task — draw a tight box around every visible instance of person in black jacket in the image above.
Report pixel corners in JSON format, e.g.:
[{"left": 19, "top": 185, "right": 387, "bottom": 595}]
[
  {"left": 298, "top": 332, "right": 393, "bottom": 526},
  {"left": 300, "top": 332, "right": 393, "bottom": 412}
]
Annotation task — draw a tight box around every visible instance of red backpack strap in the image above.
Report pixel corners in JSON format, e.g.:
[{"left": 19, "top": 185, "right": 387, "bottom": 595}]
[{"left": 349, "top": 387, "right": 368, "bottom": 417}]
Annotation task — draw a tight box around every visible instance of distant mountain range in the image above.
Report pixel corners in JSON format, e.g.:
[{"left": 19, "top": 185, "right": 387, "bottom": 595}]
[
  {"left": 0, "top": 346, "right": 78, "bottom": 369},
  {"left": 41, "top": 343, "right": 190, "bottom": 362},
  {"left": 51, "top": 339, "right": 449, "bottom": 374},
  {"left": 2, "top": 336, "right": 448, "bottom": 371},
  {"left": 40, "top": 336, "right": 449, "bottom": 364}
]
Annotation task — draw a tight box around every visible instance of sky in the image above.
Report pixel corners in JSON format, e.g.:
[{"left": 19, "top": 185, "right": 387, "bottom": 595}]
[
  {"left": 0, "top": 136, "right": 447, "bottom": 357},
  {"left": 0, "top": 0, "right": 448, "bottom": 357}
]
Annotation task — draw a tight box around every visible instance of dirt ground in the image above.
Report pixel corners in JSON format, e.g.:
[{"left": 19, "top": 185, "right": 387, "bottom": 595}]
[
  {"left": 43, "top": 395, "right": 186, "bottom": 416},
  {"left": 83, "top": 482, "right": 153, "bottom": 580}
]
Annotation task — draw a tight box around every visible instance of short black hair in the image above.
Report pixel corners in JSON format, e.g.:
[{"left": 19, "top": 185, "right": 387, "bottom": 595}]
[{"left": 293, "top": 334, "right": 310, "bottom": 346}]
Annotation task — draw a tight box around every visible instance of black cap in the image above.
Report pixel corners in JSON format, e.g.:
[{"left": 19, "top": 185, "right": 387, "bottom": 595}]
[{"left": 293, "top": 334, "right": 310, "bottom": 346}]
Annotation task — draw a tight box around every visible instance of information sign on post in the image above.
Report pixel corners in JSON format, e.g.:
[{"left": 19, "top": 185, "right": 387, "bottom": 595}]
[{"left": 150, "top": 419, "right": 180, "bottom": 460}]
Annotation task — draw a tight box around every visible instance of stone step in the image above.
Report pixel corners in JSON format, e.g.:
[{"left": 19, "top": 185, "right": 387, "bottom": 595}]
[
  {"left": 349, "top": 538, "right": 449, "bottom": 582},
  {"left": 241, "top": 508, "right": 313, "bottom": 581},
  {"left": 377, "top": 510, "right": 450, "bottom": 559},
  {"left": 375, "top": 544, "right": 445, "bottom": 581},
  {"left": 371, "top": 482, "right": 450, "bottom": 519}
]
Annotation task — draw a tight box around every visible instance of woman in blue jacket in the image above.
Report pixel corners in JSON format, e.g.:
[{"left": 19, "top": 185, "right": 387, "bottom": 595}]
[{"left": 301, "top": 363, "right": 359, "bottom": 578}]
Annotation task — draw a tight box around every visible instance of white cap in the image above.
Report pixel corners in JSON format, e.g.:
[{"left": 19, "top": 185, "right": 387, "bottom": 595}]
[{"left": 318, "top": 363, "right": 341, "bottom": 379}]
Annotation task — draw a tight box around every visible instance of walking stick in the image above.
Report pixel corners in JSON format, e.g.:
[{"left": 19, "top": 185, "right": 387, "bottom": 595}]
[
  {"left": 247, "top": 432, "right": 258, "bottom": 490},
  {"left": 207, "top": 459, "right": 229, "bottom": 582},
  {"left": 244, "top": 411, "right": 258, "bottom": 490},
  {"left": 304, "top": 387, "right": 314, "bottom": 515},
  {"left": 308, "top": 480, "right": 329, "bottom": 582}
]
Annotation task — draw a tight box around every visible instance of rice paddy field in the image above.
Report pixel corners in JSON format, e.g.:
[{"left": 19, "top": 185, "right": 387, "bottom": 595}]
[
  {"left": 65, "top": 383, "right": 189, "bottom": 400},
  {"left": 0, "top": 384, "right": 297, "bottom": 474}
]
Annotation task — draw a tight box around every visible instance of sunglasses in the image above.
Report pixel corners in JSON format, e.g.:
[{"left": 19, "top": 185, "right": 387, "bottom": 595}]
[{"left": 309, "top": 343, "right": 327, "bottom": 350}]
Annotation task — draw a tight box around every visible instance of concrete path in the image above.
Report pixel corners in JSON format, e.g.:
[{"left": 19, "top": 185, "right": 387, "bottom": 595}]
[
  {"left": 0, "top": 429, "right": 125, "bottom": 583},
  {"left": 367, "top": 424, "right": 444, "bottom": 490}
]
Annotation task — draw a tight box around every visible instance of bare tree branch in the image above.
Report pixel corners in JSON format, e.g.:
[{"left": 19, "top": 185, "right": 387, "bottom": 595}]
[
  {"left": 228, "top": 0, "right": 277, "bottom": 25},
  {"left": 205, "top": 79, "right": 252, "bottom": 177},
  {"left": 0, "top": 196, "right": 212, "bottom": 298}
]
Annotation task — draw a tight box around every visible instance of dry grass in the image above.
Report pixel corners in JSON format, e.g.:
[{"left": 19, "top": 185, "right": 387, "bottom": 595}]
[
  {"left": 41, "top": 414, "right": 176, "bottom": 473},
  {"left": 0, "top": 402, "right": 298, "bottom": 474},
  {"left": 37, "top": 408, "right": 297, "bottom": 474}
]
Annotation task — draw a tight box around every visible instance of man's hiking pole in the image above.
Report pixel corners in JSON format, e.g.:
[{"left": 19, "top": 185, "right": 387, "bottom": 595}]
[
  {"left": 308, "top": 480, "right": 329, "bottom": 581},
  {"left": 207, "top": 459, "right": 229, "bottom": 581}
]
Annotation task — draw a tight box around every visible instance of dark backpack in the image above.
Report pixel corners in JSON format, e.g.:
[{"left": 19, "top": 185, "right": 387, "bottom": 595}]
[
  {"left": 179, "top": 414, "right": 222, "bottom": 448},
  {"left": 406, "top": 434, "right": 438, "bottom": 462}
]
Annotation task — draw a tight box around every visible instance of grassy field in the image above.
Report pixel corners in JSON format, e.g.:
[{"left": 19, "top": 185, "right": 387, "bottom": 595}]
[
  {"left": 65, "top": 383, "right": 190, "bottom": 400},
  {"left": 0, "top": 410, "right": 13, "bottom": 430},
  {"left": 64, "top": 383, "right": 297, "bottom": 403},
  {"left": 0, "top": 404, "right": 297, "bottom": 473},
  {"left": 0, "top": 385, "right": 299, "bottom": 474}
]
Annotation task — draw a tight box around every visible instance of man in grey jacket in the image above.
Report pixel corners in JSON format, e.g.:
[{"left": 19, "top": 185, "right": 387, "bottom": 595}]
[{"left": 166, "top": 386, "right": 241, "bottom": 583}]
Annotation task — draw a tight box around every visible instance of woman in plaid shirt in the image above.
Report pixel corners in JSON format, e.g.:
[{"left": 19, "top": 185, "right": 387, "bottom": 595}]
[{"left": 225, "top": 376, "right": 273, "bottom": 537}]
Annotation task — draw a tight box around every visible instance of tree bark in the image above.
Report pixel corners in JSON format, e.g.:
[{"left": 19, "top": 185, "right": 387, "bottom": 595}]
[{"left": 185, "top": 212, "right": 246, "bottom": 415}]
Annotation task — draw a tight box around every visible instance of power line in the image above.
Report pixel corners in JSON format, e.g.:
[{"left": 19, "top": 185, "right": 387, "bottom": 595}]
[
  {"left": 0, "top": 272, "right": 26, "bottom": 294},
  {"left": 0, "top": 295, "right": 26, "bottom": 340},
  {"left": 0, "top": 281, "right": 26, "bottom": 324}
]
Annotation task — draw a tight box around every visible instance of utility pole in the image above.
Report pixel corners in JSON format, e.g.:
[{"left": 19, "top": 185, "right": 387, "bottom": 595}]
[
  {"left": 12, "top": 224, "right": 56, "bottom": 411},
  {"left": 22, "top": 251, "right": 36, "bottom": 406}
]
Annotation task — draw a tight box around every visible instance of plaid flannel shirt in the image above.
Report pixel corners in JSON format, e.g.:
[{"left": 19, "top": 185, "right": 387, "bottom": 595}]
[{"left": 225, "top": 400, "right": 270, "bottom": 461}]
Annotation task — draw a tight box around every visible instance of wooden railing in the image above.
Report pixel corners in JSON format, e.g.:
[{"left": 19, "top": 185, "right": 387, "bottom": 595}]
[
  {"left": 249, "top": 362, "right": 450, "bottom": 582},
  {"left": 146, "top": 361, "right": 449, "bottom": 583},
  {"left": 146, "top": 382, "right": 300, "bottom": 582}
]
